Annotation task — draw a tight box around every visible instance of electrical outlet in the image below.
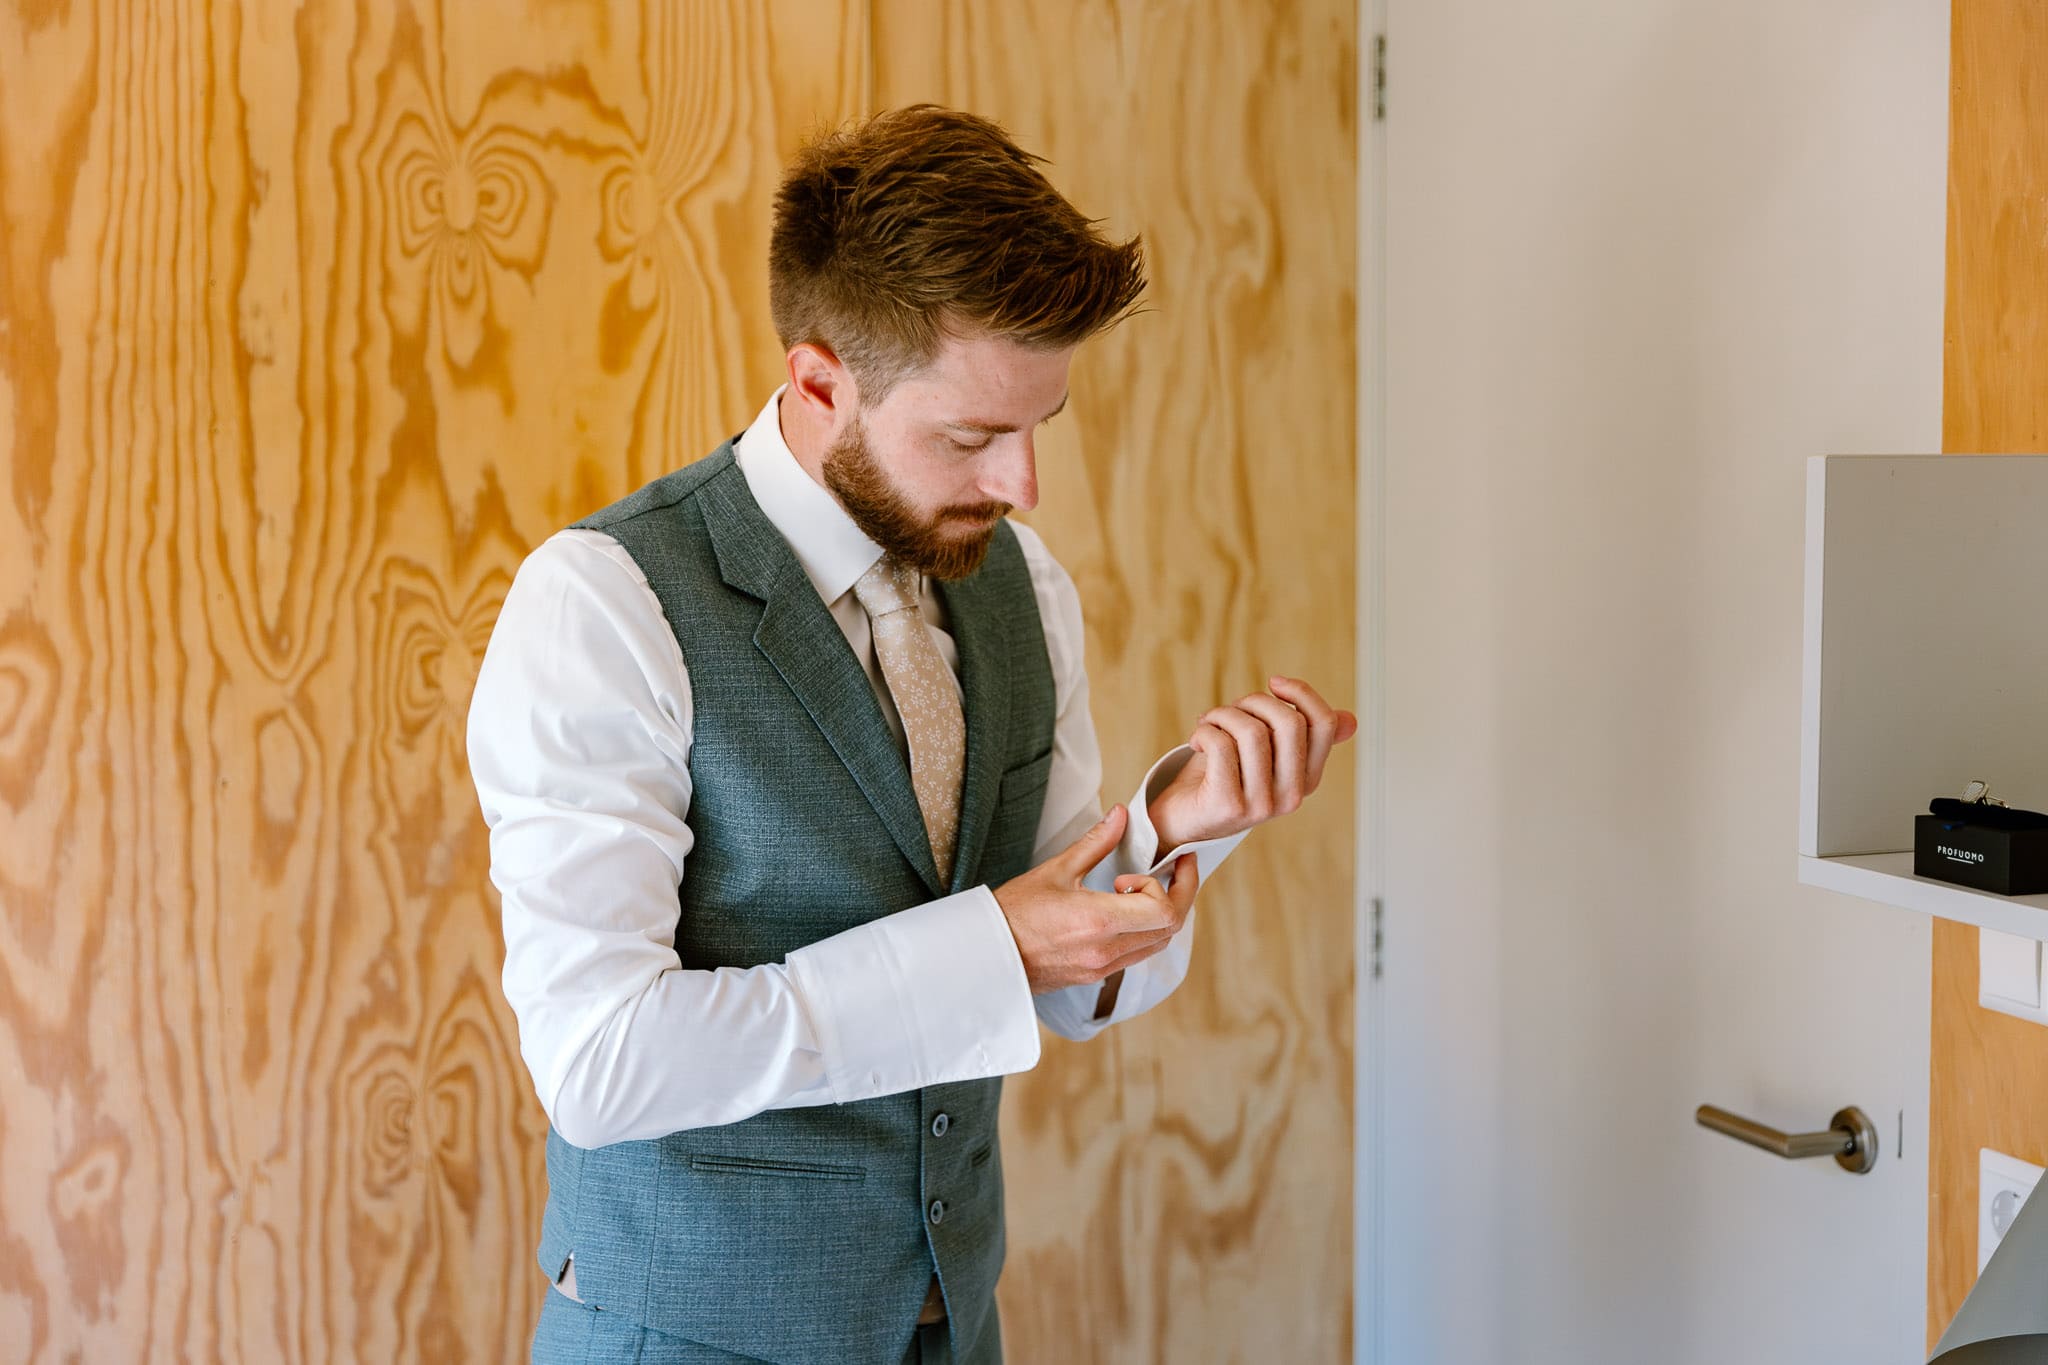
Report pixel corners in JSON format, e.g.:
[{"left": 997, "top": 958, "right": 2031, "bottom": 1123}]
[{"left": 1979, "top": 1148, "right": 2045, "bottom": 1273}]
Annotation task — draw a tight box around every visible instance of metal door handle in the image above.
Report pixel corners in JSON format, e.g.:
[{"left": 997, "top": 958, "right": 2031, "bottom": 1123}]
[{"left": 1694, "top": 1104, "right": 1879, "bottom": 1175}]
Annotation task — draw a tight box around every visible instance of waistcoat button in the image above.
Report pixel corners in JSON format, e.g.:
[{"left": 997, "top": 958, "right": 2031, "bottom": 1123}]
[
  {"left": 931, "top": 1112, "right": 950, "bottom": 1138},
  {"left": 929, "top": 1199, "right": 947, "bottom": 1225}
]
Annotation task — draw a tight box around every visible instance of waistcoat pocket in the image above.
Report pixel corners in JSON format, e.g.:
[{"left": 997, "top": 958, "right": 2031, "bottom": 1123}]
[
  {"left": 686, "top": 1153, "right": 867, "bottom": 1182},
  {"left": 982, "top": 749, "right": 1056, "bottom": 877}
]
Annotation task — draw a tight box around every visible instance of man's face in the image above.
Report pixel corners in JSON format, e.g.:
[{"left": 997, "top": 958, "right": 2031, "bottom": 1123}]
[{"left": 822, "top": 332, "right": 1074, "bottom": 580}]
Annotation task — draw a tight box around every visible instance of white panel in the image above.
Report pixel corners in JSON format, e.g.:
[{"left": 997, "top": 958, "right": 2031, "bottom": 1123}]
[
  {"left": 1981, "top": 929, "right": 2048, "bottom": 1026},
  {"left": 1810, "top": 454, "right": 2048, "bottom": 859}
]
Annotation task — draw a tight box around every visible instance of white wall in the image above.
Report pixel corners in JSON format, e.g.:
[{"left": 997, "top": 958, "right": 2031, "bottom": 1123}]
[{"left": 1371, "top": 4, "right": 1950, "bottom": 1362}]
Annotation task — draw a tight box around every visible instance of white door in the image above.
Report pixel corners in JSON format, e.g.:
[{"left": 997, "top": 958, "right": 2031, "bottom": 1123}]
[{"left": 1364, "top": 3, "right": 1950, "bottom": 1362}]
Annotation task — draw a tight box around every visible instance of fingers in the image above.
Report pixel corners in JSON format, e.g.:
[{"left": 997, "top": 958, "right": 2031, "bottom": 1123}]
[
  {"left": 1196, "top": 704, "right": 1269, "bottom": 814},
  {"left": 1100, "top": 934, "right": 1174, "bottom": 977},
  {"left": 1109, "top": 855, "right": 1197, "bottom": 935},
  {"left": 1104, "top": 876, "right": 1176, "bottom": 932},
  {"left": 1116, "top": 856, "right": 1198, "bottom": 916},
  {"left": 1189, "top": 680, "right": 1358, "bottom": 838},
  {"left": 1268, "top": 676, "right": 1359, "bottom": 794},
  {"left": 1234, "top": 692, "right": 1308, "bottom": 815},
  {"left": 1268, "top": 675, "right": 1338, "bottom": 794},
  {"left": 1017, "top": 817, "right": 1206, "bottom": 995},
  {"left": 1190, "top": 720, "right": 1240, "bottom": 799},
  {"left": 1103, "top": 863, "right": 1198, "bottom": 970},
  {"left": 1091, "top": 857, "right": 1201, "bottom": 980},
  {"left": 1058, "top": 803, "right": 1128, "bottom": 881}
]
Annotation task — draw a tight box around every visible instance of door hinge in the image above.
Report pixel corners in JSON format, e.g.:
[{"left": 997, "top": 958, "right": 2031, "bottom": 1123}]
[
  {"left": 1370, "top": 896, "right": 1384, "bottom": 978},
  {"left": 1373, "top": 34, "right": 1387, "bottom": 122}
]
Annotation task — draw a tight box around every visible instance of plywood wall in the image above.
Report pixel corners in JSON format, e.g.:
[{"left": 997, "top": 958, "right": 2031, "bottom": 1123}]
[
  {"left": 0, "top": 1, "right": 1355, "bottom": 1360},
  {"left": 0, "top": 3, "right": 864, "bottom": 1357},
  {"left": 1927, "top": 0, "right": 2048, "bottom": 1347}
]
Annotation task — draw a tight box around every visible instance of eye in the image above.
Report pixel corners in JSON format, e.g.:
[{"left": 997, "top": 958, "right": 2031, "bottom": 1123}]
[{"left": 945, "top": 434, "right": 990, "bottom": 453}]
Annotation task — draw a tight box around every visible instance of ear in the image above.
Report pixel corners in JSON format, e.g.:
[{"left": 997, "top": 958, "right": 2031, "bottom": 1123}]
[{"left": 785, "top": 343, "right": 857, "bottom": 425}]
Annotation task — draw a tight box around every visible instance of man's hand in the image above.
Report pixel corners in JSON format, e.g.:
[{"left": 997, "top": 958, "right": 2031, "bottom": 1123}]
[
  {"left": 993, "top": 804, "right": 1200, "bottom": 995},
  {"left": 1148, "top": 675, "right": 1358, "bottom": 851}
]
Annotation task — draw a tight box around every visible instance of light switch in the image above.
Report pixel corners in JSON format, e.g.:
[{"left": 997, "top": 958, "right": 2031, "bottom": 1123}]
[
  {"left": 1980, "top": 1149, "right": 2045, "bottom": 1273},
  {"left": 1979, "top": 928, "right": 2043, "bottom": 1017}
]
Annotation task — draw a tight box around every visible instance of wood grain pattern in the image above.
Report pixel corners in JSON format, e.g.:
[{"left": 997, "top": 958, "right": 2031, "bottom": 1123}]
[
  {"left": 1928, "top": 0, "right": 2048, "bottom": 1347},
  {"left": 0, "top": 2, "right": 863, "bottom": 1359},
  {"left": 873, "top": 5, "right": 1359, "bottom": 1361}
]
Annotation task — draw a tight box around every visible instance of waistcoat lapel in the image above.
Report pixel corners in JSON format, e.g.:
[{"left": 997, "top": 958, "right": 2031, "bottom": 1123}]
[
  {"left": 934, "top": 562, "right": 1014, "bottom": 894},
  {"left": 695, "top": 452, "right": 947, "bottom": 898}
]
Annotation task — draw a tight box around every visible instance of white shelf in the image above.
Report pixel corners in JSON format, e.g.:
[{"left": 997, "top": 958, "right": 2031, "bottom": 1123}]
[
  {"left": 1797, "top": 454, "right": 2048, "bottom": 935},
  {"left": 1798, "top": 853, "right": 2048, "bottom": 939}
]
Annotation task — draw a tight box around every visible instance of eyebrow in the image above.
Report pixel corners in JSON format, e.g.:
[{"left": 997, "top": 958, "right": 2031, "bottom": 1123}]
[{"left": 943, "top": 391, "right": 1069, "bottom": 436}]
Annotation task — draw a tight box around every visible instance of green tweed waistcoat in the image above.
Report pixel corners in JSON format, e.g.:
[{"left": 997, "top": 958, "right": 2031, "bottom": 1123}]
[{"left": 535, "top": 440, "right": 1057, "bottom": 1364}]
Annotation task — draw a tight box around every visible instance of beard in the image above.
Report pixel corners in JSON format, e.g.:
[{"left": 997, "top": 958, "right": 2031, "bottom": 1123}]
[{"left": 820, "top": 414, "right": 1012, "bottom": 581}]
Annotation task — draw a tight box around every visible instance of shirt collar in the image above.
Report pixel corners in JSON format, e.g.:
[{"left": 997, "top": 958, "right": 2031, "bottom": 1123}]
[{"left": 732, "top": 384, "right": 894, "bottom": 606}]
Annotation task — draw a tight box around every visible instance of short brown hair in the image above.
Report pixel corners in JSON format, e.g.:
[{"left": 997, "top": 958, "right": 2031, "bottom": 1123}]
[{"left": 769, "top": 104, "right": 1147, "bottom": 400}]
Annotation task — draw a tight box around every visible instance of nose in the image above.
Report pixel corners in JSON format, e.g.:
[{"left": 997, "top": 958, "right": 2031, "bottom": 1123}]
[{"left": 981, "top": 437, "right": 1038, "bottom": 512}]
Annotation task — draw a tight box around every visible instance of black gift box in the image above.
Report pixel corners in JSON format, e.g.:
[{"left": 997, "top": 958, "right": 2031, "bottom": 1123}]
[{"left": 1915, "top": 814, "right": 2048, "bottom": 896}]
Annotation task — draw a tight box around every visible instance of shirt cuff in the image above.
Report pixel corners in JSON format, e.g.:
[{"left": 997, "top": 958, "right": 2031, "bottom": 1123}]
[
  {"left": 785, "top": 886, "right": 1042, "bottom": 1104},
  {"left": 1125, "top": 744, "right": 1252, "bottom": 884},
  {"left": 1038, "top": 746, "right": 1252, "bottom": 1040}
]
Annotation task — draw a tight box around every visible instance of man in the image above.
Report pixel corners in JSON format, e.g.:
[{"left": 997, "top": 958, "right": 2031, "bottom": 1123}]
[{"left": 468, "top": 104, "right": 1356, "bottom": 1365}]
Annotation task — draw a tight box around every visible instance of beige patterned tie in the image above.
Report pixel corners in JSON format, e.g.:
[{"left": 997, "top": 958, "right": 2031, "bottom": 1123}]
[{"left": 852, "top": 556, "right": 966, "bottom": 884}]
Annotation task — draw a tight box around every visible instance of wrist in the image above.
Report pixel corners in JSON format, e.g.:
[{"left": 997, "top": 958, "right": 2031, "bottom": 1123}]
[
  {"left": 1138, "top": 747, "right": 1201, "bottom": 854},
  {"left": 1146, "top": 793, "right": 1184, "bottom": 854}
]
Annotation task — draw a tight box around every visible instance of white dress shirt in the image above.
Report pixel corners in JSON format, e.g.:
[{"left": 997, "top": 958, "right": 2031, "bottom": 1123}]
[{"left": 468, "top": 387, "right": 1246, "bottom": 1165}]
